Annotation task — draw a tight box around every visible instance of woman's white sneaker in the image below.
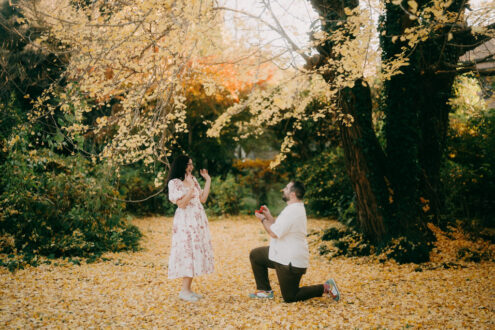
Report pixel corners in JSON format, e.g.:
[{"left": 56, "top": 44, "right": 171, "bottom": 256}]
[
  {"left": 179, "top": 291, "right": 199, "bottom": 302},
  {"left": 191, "top": 292, "right": 203, "bottom": 299}
]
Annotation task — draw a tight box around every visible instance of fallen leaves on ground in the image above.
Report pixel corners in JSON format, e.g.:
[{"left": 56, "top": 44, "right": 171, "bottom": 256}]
[{"left": 1, "top": 216, "right": 494, "bottom": 328}]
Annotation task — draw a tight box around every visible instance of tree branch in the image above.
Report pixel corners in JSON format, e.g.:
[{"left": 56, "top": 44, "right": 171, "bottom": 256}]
[
  {"left": 452, "top": 23, "right": 495, "bottom": 54},
  {"left": 263, "top": 0, "right": 309, "bottom": 61},
  {"left": 213, "top": 5, "right": 309, "bottom": 62},
  {"left": 435, "top": 67, "right": 495, "bottom": 76}
]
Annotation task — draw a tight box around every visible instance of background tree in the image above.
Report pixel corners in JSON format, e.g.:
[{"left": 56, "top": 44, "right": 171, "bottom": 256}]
[{"left": 0, "top": 0, "right": 67, "bottom": 166}]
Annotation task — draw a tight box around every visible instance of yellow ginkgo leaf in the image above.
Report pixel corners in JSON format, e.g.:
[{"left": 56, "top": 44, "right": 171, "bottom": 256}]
[{"left": 407, "top": 0, "right": 418, "bottom": 13}]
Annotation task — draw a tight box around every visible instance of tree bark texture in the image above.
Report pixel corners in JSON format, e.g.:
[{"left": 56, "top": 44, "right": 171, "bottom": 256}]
[
  {"left": 339, "top": 81, "right": 390, "bottom": 241},
  {"left": 310, "top": 0, "right": 390, "bottom": 240}
]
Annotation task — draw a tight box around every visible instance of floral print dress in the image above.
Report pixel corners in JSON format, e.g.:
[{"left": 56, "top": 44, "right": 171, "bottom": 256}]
[{"left": 167, "top": 178, "right": 214, "bottom": 279}]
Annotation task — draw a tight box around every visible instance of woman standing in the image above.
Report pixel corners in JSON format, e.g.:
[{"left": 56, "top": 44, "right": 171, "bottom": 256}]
[{"left": 167, "top": 155, "right": 214, "bottom": 302}]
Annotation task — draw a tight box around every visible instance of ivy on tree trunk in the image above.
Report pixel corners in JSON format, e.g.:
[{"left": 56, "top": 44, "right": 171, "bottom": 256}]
[{"left": 309, "top": 0, "right": 492, "bottom": 261}]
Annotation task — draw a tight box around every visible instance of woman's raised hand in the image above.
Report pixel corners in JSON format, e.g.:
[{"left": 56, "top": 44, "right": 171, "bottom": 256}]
[{"left": 200, "top": 169, "right": 211, "bottom": 181}]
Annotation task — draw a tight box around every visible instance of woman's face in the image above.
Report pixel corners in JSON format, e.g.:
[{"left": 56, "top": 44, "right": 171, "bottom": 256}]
[{"left": 186, "top": 159, "right": 194, "bottom": 174}]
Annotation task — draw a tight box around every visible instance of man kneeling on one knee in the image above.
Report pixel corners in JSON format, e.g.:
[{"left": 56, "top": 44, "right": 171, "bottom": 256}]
[{"left": 249, "top": 180, "right": 341, "bottom": 303}]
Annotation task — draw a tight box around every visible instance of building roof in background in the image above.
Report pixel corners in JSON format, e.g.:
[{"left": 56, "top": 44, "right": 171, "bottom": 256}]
[{"left": 460, "top": 38, "right": 495, "bottom": 72}]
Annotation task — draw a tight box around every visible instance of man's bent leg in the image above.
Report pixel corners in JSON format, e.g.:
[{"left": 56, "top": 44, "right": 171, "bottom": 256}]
[
  {"left": 275, "top": 263, "right": 324, "bottom": 302},
  {"left": 249, "top": 246, "right": 275, "bottom": 291}
]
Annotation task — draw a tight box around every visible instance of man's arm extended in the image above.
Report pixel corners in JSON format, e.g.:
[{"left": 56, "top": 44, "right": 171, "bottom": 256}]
[
  {"left": 255, "top": 207, "right": 278, "bottom": 239},
  {"left": 261, "top": 217, "right": 278, "bottom": 239}
]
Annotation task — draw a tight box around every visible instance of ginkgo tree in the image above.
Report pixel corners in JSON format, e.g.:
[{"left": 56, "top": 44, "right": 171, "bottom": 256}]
[{"left": 19, "top": 0, "right": 270, "bottom": 166}]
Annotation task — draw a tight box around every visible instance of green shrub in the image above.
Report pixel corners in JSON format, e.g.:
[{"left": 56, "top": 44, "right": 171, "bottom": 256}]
[
  {"left": 226, "top": 159, "right": 289, "bottom": 216},
  {"left": 295, "top": 148, "right": 355, "bottom": 222},
  {"left": 442, "top": 107, "right": 495, "bottom": 228},
  {"left": 318, "top": 224, "right": 433, "bottom": 264},
  {"left": 205, "top": 174, "right": 246, "bottom": 216},
  {"left": 233, "top": 159, "right": 288, "bottom": 207},
  {"left": 263, "top": 183, "right": 286, "bottom": 215},
  {"left": 381, "top": 236, "right": 433, "bottom": 264},
  {"left": 0, "top": 140, "right": 141, "bottom": 269},
  {"left": 319, "top": 226, "right": 371, "bottom": 257},
  {"left": 118, "top": 165, "right": 175, "bottom": 216}
]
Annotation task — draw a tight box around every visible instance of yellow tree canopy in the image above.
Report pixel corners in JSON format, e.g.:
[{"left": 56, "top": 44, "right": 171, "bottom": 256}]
[
  {"left": 20, "top": 0, "right": 275, "bottom": 166},
  {"left": 18, "top": 0, "right": 495, "bottom": 168}
]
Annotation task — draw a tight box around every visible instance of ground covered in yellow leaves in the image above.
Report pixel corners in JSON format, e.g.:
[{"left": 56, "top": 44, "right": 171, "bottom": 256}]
[{"left": 1, "top": 217, "right": 494, "bottom": 328}]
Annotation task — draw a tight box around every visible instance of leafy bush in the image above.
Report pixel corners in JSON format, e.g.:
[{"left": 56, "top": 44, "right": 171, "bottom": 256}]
[
  {"left": 0, "top": 137, "right": 141, "bottom": 269},
  {"left": 295, "top": 148, "right": 355, "bottom": 222},
  {"left": 380, "top": 236, "right": 433, "bottom": 264},
  {"left": 318, "top": 226, "right": 371, "bottom": 258},
  {"left": 442, "top": 106, "right": 495, "bottom": 228},
  {"left": 205, "top": 174, "right": 247, "bottom": 216},
  {"left": 118, "top": 165, "right": 175, "bottom": 217},
  {"left": 233, "top": 158, "right": 288, "bottom": 207},
  {"left": 317, "top": 224, "right": 433, "bottom": 264}
]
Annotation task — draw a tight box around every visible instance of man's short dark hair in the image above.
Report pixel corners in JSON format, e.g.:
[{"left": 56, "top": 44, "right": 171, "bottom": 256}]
[{"left": 290, "top": 181, "right": 305, "bottom": 199}]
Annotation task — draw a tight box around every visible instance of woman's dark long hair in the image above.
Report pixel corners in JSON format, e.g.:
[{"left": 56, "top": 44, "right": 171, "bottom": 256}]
[{"left": 167, "top": 155, "right": 191, "bottom": 183}]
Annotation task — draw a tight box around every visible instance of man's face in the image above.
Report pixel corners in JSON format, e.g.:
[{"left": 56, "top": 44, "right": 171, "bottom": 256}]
[{"left": 282, "top": 182, "right": 293, "bottom": 202}]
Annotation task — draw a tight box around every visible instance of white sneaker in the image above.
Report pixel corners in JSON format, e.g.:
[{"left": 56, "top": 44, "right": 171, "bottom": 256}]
[
  {"left": 191, "top": 292, "right": 203, "bottom": 299},
  {"left": 179, "top": 291, "right": 199, "bottom": 302}
]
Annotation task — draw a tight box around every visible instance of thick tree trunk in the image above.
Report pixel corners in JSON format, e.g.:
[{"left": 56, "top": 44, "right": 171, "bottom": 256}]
[
  {"left": 417, "top": 73, "right": 453, "bottom": 221},
  {"left": 339, "top": 81, "right": 390, "bottom": 241},
  {"left": 309, "top": 0, "right": 391, "bottom": 240},
  {"left": 380, "top": 0, "right": 478, "bottom": 228},
  {"left": 310, "top": 0, "right": 391, "bottom": 241},
  {"left": 414, "top": 21, "right": 491, "bottom": 222},
  {"left": 383, "top": 65, "right": 423, "bottom": 231}
]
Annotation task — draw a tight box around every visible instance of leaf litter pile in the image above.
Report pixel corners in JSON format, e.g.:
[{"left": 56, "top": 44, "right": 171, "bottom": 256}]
[{"left": 1, "top": 217, "right": 494, "bottom": 328}]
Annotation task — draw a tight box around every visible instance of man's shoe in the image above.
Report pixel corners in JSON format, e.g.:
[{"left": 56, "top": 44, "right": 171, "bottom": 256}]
[
  {"left": 249, "top": 290, "right": 274, "bottom": 299},
  {"left": 324, "top": 278, "right": 341, "bottom": 302},
  {"left": 179, "top": 291, "right": 199, "bottom": 302}
]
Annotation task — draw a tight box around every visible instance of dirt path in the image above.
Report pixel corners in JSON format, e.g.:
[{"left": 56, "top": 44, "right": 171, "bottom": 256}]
[{"left": 1, "top": 216, "right": 494, "bottom": 328}]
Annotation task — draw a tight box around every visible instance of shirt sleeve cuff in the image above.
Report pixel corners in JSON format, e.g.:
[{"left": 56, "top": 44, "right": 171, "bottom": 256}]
[{"left": 270, "top": 224, "right": 281, "bottom": 238}]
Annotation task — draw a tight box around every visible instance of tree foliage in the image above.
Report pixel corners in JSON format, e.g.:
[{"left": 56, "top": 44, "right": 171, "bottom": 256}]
[
  {"left": 17, "top": 0, "right": 276, "bottom": 168},
  {"left": 0, "top": 129, "right": 141, "bottom": 268}
]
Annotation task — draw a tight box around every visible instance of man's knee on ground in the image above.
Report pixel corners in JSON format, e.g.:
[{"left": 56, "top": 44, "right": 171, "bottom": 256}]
[
  {"left": 281, "top": 292, "right": 297, "bottom": 303},
  {"left": 282, "top": 296, "right": 297, "bottom": 303}
]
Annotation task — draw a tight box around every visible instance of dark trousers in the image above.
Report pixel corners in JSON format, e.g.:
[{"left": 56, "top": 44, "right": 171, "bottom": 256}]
[{"left": 249, "top": 246, "right": 324, "bottom": 303}]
